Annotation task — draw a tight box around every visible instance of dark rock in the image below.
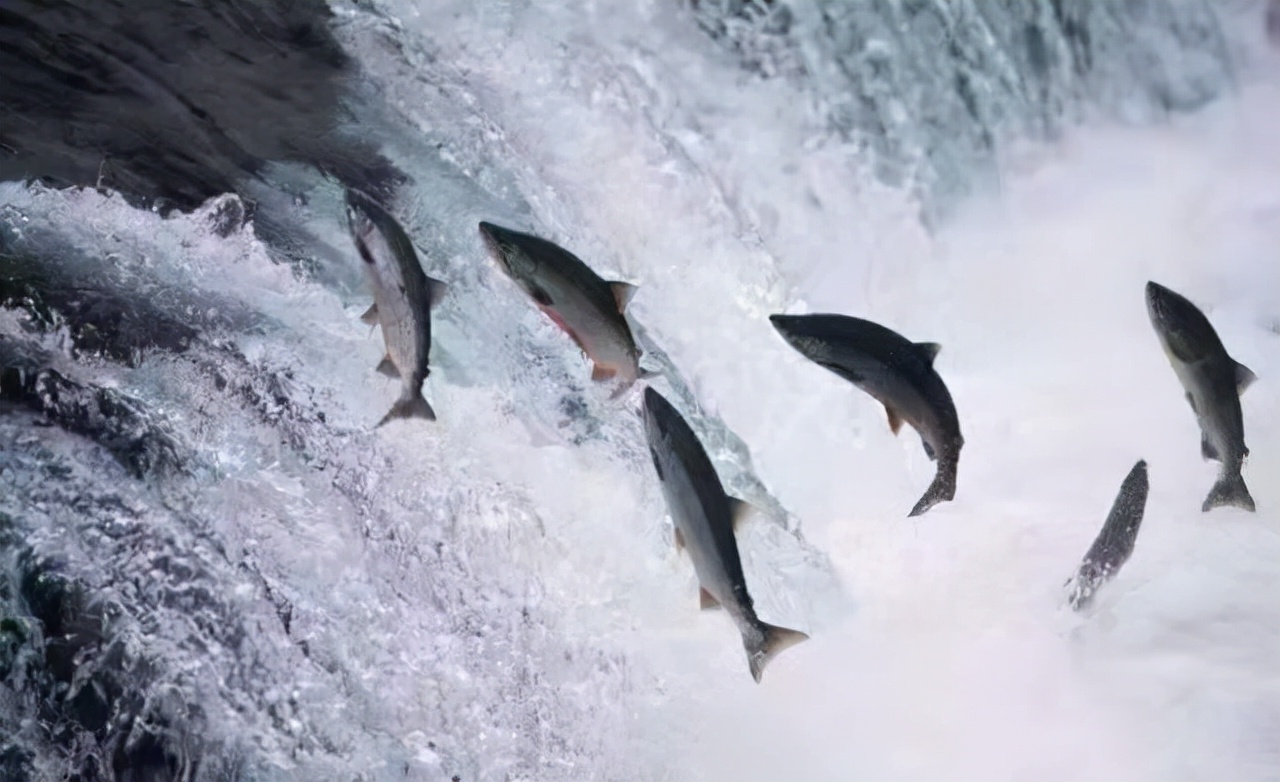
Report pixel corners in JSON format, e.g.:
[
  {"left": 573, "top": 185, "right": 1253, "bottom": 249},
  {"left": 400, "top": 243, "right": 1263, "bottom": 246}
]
[
  {"left": 0, "top": 745, "right": 34, "bottom": 782},
  {"left": 0, "top": 0, "right": 397, "bottom": 214},
  {"left": 206, "top": 194, "right": 252, "bottom": 238},
  {"left": 0, "top": 252, "right": 201, "bottom": 365},
  {"left": 0, "top": 341, "right": 184, "bottom": 479}
]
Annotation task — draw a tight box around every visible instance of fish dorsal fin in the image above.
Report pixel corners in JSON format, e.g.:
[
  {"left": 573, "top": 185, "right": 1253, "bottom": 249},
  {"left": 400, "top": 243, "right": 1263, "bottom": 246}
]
[
  {"left": 915, "top": 342, "right": 941, "bottom": 364},
  {"left": 1236, "top": 361, "right": 1257, "bottom": 395},
  {"left": 427, "top": 276, "right": 449, "bottom": 308},
  {"left": 608, "top": 281, "right": 638, "bottom": 313},
  {"left": 728, "top": 496, "right": 755, "bottom": 533},
  {"left": 885, "top": 404, "right": 904, "bottom": 435}
]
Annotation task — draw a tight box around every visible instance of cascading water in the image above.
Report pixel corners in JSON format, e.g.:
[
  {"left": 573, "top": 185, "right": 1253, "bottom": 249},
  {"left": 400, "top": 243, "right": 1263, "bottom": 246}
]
[{"left": 2, "top": 1, "right": 1279, "bottom": 780}]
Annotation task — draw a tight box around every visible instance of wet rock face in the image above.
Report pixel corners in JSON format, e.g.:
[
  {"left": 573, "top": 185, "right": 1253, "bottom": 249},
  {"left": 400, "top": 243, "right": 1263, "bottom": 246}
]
[
  {"left": 0, "top": 0, "right": 400, "bottom": 214},
  {"left": 0, "top": 252, "right": 201, "bottom": 366},
  {"left": 0, "top": 348, "right": 184, "bottom": 480}
]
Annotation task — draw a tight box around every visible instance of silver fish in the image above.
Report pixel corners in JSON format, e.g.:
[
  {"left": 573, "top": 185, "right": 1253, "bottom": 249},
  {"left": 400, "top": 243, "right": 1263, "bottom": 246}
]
[
  {"left": 1066, "top": 459, "right": 1149, "bottom": 611},
  {"left": 643, "top": 386, "right": 808, "bottom": 683},
  {"left": 346, "top": 189, "right": 447, "bottom": 426},
  {"left": 770, "top": 313, "right": 963, "bottom": 517},
  {"left": 478, "top": 221, "right": 655, "bottom": 397},
  {"left": 1146, "top": 281, "right": 1256, "bottom": 512}
]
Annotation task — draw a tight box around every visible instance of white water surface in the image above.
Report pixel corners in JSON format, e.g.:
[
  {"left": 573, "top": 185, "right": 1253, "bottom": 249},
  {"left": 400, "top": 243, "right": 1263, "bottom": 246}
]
[
  {"left": 3, "top": 2, "right": 1280, "bottom": 780},
  {"left": 339, "top": 5, "right": 1280, "bottom": 777},
  {"left": 658, "top": 43, "right": 1280, "bottom": 782}
]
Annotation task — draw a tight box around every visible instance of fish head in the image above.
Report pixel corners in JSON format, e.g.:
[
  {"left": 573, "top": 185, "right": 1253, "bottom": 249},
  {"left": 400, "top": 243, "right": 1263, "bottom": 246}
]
[
  {"left": 1144, "top": 281, "right": 1181, "bottom": 331},
  {"left": 479, "top": 221, "right": 541, "bottom": 289},
  {"left": 1145, "top": 280, "right": 1213, "bottom": 363},
  {"left": 642, "top": 386, "right": 681, "bottom": 480},
  {"left": 769, "top": 314, "right": 838, "bottom": 367},
  {"left": 344, "top": 190, "right": 382, "bottom": 264},
  {"left": 1123, "top": 459, "right": 1150, "bottom": 501}
]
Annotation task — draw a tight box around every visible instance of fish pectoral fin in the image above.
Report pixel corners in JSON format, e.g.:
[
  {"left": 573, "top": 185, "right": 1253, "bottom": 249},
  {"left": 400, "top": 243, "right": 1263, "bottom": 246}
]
[
  {"left": 699, "top": 587, "right": 721, "bottom": 611},
  {"left": 921, "top": 436, "right": 937, "bottom": 461},
  {"left": 608, "top": 281, "right": 638, "bottom": 312},
  {"left": 673, "top": 526, "right": 685, "bottom": 552},
  {"left": 591, "top": 363, "right": 618, "bottom": 382},
  {"left": 1201, "top": 434, "right": 1221, "bottom": 462},
  {"left": 426, "top": 276, "right": 449, "bottom": 308},
  {"left": 915, "top": 341, "right": 942, "bottom": 364},
  {"left": 1184, "top": 392, "right": 1198, "bottom": 415},
  {"left": 360, "top": 303, "right": 380, "bottom": 325},
  {"left": 727, "top": 496, "right": 756, "bottom": 533},
  {"left": 1235, "top": 360, "right": 1257, "bottom": 395},
  {"left": 376, "top": 355, "right": 401, "bottom": 378},
  {"left": 885, "top": 404, "right": 905, "bottom": 435}
]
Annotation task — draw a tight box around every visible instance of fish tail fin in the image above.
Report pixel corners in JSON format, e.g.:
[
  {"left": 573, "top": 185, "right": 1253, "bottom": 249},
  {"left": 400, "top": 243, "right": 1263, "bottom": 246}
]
[
  {"left": 1203, "top": 469, "right": 1255, "bottom": 512},
  {"left": 746, "top": 621, "right": 809, "bottom": 683},
  {"left": 908, "top": 459, "right": 958, "bottom": 517},
  {"left": 376, "top": 394, "right": 437, "bottom": 427}
]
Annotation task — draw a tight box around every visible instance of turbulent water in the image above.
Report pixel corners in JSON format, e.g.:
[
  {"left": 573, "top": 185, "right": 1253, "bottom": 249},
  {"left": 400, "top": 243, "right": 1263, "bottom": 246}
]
[{"left": 2, "top": 1, "right": 1280, "bottom": 780}]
